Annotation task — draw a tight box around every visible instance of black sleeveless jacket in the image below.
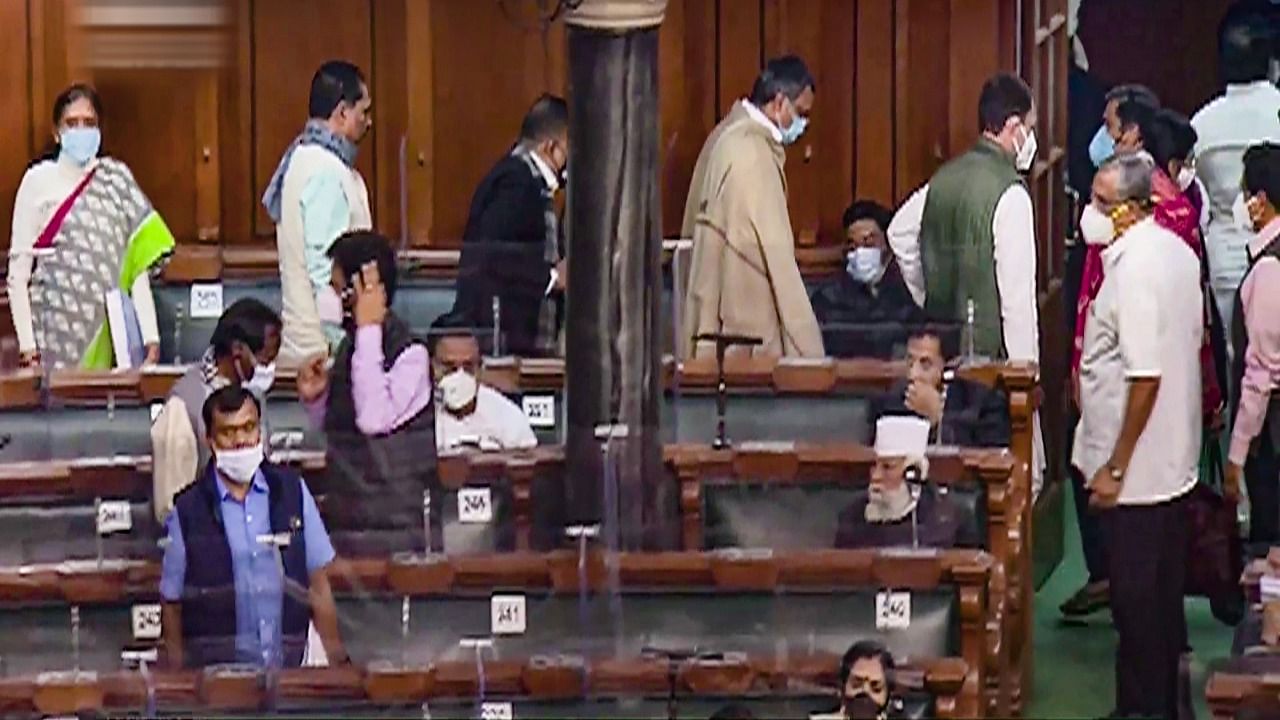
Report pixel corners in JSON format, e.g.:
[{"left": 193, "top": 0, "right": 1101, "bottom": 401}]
[
  {"left": 321, "top": 313, "right": 436, "bottom": 556},
  {"left": 1231, "top": 235, "right": 1280, "bottom": 452},
  {"left": 172, "top": 462, "right": 310, "bottom": 667}
]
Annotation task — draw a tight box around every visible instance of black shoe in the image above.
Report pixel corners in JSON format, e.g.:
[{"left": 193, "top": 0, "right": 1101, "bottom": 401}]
[
  {"left": 1060, "top": 581, "right": 1110, "bottom": 617},
  {"left": 1210, "top": 589, "right": 1246, "bottom": 626}
]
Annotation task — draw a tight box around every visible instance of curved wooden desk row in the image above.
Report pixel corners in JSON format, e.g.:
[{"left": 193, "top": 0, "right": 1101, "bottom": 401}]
[
  {"left": 0, "top": 549, "right": 993, "bottom": 719},
  {"left": 1205, "top": 671, "right": 1280, "bottom": 719},
  {"left": 159, "top": 244, "right": 849, "bottom": 282},
  {"left": 0, "top": 357, "right": 1038, "bottom": 409},
  {"left": 0, "top": 654, "right": 976, "bottom": 718},
  {"left": 0, "top": 548, "right": 994, "bottom": 604}
]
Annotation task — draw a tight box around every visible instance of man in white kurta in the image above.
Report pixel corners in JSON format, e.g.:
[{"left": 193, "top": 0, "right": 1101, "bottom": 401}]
[
  {"left": 1192, "top": 17, "right": 1280, "bottom": 351},
  {"left": 887, "top": 74, "right": 1045, "bottom": 494}
]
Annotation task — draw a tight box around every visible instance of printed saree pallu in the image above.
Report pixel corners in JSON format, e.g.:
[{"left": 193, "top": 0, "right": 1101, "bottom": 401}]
[{"left": 30, "top": 158, "right": 175, "bottom": 370}]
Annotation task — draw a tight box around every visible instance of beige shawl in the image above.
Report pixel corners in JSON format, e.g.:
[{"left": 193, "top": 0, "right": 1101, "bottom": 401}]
[{"left": 680, "top": 103, "right": 823, "bottom": 358}]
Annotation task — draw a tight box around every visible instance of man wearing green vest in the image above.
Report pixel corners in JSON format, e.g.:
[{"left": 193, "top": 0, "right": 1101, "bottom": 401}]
[{"left": 887, "top": 72, "right": 1044, "bottom": 492}]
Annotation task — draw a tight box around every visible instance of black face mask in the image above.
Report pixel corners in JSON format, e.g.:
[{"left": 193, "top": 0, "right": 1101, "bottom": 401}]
[{"left": 844, "top": 693, "right": 887, "bottom": 720}]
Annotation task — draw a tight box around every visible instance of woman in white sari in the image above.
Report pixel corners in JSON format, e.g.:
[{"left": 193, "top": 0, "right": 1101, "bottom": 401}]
[{"left": 7, "top": 84, "right": 175, "bottom": 369}]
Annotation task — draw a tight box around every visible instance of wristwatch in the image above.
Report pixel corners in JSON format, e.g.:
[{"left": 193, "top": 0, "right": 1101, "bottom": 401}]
[{"left": 1106, "top": 462, "right": 1125, "bottom": 482}]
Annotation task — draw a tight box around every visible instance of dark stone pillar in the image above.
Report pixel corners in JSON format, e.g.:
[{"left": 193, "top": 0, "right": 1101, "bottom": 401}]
[{"left": 563, "top": 0, "right": 674, "bottom": 550}]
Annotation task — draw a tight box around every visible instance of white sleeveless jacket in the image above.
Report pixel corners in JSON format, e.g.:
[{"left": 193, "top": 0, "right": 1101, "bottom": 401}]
[{"left": 275, "top": 145, "right": 371, "bottom": 368}]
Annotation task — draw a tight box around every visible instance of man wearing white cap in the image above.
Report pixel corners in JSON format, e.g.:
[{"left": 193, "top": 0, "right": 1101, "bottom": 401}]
[{"left": 835, "top": 415, "right": 959, "bottom": 549}]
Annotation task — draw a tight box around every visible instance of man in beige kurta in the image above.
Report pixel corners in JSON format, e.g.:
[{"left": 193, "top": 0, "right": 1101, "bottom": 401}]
[{"left": 681, "top": 56, "right": 824, "bottom": 359}]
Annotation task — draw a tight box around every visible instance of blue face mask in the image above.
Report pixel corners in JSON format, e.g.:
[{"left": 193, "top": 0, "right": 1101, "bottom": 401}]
[
  {"left": 847, "top": 247, "right": 884, "bottom": 284},
  {"left": 1088, "top": 124, "right": 1115, "bottom": 168},
  {"left": 779, "top": 99, "right": 809, "bottom": 146},
  {"left": 59, "top": 127, "right": 101, "bottom": 166}
]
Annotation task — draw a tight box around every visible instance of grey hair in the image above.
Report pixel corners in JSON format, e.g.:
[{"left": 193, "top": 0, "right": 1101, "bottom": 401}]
[{"left": 1099, "top": 152, "right": 1154, "bottom": 204}]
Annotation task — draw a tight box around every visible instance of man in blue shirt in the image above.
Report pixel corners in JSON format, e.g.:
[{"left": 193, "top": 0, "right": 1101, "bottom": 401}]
[{"left": 160, "top": 385, "right": 346, "bottom": 668}]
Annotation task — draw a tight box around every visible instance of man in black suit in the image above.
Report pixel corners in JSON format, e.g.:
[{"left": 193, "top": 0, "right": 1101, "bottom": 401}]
[
  {"left": 454, "top": 95, "right": 569, "bottom": 357},
  {"left": 873, "top": 327, "right": 1010, "bottom": 447}
]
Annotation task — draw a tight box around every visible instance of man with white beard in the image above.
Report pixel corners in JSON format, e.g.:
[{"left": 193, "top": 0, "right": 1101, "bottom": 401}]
[{"left": 835, "top": 415, "right": 959, "bottom": 549}]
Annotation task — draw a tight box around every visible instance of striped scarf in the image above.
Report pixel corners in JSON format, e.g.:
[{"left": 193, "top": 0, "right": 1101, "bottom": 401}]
[{"left": 261, "top": 120, "right": 358, "bottom": 224}]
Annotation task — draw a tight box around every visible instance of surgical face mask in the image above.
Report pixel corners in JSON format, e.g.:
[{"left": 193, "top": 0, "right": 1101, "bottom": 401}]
[
  {"left": 1088, "top": 124, "right": 1115, "bottom": 168},
  {"left": 215, "top": 443, "right": 263, "bottom": 484},
  {"left": 779, "top": 98, "right": 809, "bottom": 146},
  {"left": 1014, "top": 124, "right": 1038, "bottom": 172},
  {"left": 846, "top": 247, "right": 884, "bottom": 284},
  {"left": 439, "top": 368, "right": 479, "bottom": 412},
  {"left": 1234, "top": 192, "right": 1257, "bottom": 233},
  {"left": 59, "top": 127, "right": 101, "bottom": 166},
  {"left": 1176, "top": 167, "right": 1196, "bottom": 192},
  {"left": 1079, "top": 203, "right": 1116, "bottom": 246},
  {"left": 245, "top": 362, "right": 276, "bottom": 397}
]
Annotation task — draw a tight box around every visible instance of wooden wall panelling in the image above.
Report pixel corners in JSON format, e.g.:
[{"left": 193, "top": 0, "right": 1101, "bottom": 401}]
[
  {"left": 78, "top": 0, "right": 232, "bottom": 245},
  {"left": 1, "top": 0, "right": 35, "bottom": 259},
  {"left": 372, "top": 0, "right": 436, "bottom": 249},
  {"left": 894, "top": 0, "right": 952, "bottom": 199},
  {"left": 372, "top": 0, "right": 409, "bottom": 247},
  {"left": 220, "top": 0, "right": 253, "bottom": 245},
  {"left": 716, "top": 0, "right": 763, "bottom": 118},
  {"left": 28, "top": 0, "right": 83, "bottom": 160},
  {"left": 194, "top": 70, "right": 221, "bottom": 242},
  {"left": 426, "top": 1, "right": 568, "bottom": 246},
  {"left": 404, "top": 0, "right": 436, "bottom": 249},
  {"left": 854, "top": 0, "right": 896, "bottom": 208},
  {"left": 763, "top": 0, "right": 855, "bottom": 247},
  {"left": 947, "top": 0, "right": 1001, "bottom": 165},
  {"left": 658, "top": 0, "right": 716, "bottom": 238},
  {"left": 93, "top": 68, "right": 204, "bottom": 243},
  {"left": 251, "top": 0, "right": 375, "bottom": 238}
]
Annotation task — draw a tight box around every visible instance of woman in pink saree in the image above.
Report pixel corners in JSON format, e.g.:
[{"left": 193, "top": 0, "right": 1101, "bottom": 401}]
[{"left": 1072, "top": 108, "right": 1225, "bottom": 427}]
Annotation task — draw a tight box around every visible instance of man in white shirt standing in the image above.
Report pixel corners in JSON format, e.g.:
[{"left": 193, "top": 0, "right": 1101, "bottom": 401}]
[
  {"left": 430, "top": 313, "right": 537, "bottom": 453},
  {"left": 1192, "top": 15, "right": 1280, "bottom": 350},
  {"left": 1074, "top": 154, "right": 1201, "bottom": 720},
  {"left": 263, "top": 60, "right": 374, "bottom": 369},
  {"left": 887, "top": 72, "right": 1043, "bottom": 492}
]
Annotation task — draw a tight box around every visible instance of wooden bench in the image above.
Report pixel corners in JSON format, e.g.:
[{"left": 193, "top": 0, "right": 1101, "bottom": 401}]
[
  {"left": 0, "top": 653, "right": 972, "bottom": 718},
  {"left": 667, "top": 442, "right": 1018, "bottom": 715},
  {"left": 0, "top": 549, "right": 995, "bottom": 718},
  {"left": 1205, "top": 671, "right": 1280, "bottom": 719}
]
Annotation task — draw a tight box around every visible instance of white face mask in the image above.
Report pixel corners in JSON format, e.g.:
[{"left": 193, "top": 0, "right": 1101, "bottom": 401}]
[
  {"left": 1079, "top": 203, "right": 1116, "bottom": 246},
  {"left": 438, "top": 368, "right": 479, "bottom": 413},
  {"left": 1233, "top": 192, "right": 1257, "bottom": 233},
  {"left": 846, "top": 247, "right": 884, "bottom": 284},
  {"left": 1014, "top": 124, "right": 1038, "bottom": 172},
  {"left": 215, "top": 442, "right": 263, "bottom": 484},
  {"left": 1176, "top": 167, "right": 1196, "bottom": 192},
  {"left": 245, "top": 362, "right": 275, "bottom": 397}
]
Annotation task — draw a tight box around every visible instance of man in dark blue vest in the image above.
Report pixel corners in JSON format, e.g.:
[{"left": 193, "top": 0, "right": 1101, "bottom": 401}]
[{"left": 160, "top": 385, "right": 346, "bottom": 668}]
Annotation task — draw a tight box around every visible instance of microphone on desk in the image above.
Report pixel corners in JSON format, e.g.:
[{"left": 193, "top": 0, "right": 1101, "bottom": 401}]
[
  {"left": 693, "top": 333, "right": 762, "bottom": 450},
  {"left": 693, "top": 332, "right": 764, "bottom": 349},
  {"left": 641, "top": 646, "right": 727, "bottom": 663}
]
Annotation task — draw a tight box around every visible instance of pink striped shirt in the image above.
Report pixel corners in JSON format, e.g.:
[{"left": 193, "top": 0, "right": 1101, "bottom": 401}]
[{"left": 1230, "top": 217, "right": 1280, "bottom": 465}]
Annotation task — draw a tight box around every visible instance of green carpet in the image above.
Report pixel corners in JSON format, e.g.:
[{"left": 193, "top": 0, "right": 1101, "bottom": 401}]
[{"left": 1027, "top": 490, "right": 1233, "bottom": 719}]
